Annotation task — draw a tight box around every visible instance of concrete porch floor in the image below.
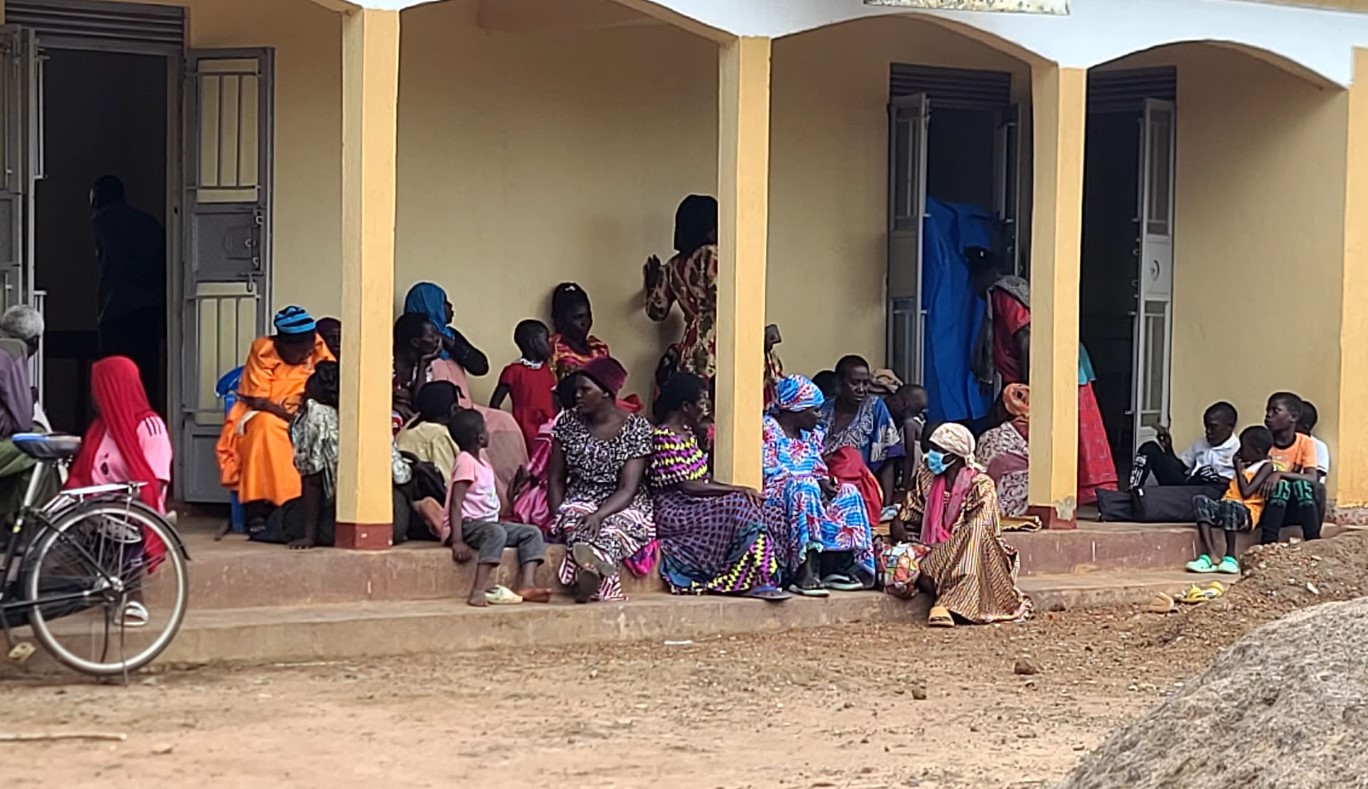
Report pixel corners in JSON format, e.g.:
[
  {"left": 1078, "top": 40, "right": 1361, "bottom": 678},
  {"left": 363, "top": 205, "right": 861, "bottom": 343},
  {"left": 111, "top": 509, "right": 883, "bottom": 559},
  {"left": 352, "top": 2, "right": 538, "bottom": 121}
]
[{"left": 6, "top": 516, "right": 1351, "bottom": 673}]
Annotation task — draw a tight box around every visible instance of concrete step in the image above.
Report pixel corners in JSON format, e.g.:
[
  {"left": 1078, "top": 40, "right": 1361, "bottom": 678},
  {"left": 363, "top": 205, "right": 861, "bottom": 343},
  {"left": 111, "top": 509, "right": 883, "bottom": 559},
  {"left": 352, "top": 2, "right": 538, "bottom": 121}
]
[
  {"left": 183, "top": 523, "right": 1342, "bottom": 611},
  {"left": 109, "top": 569, "right": 1203, "bottom": 667}
]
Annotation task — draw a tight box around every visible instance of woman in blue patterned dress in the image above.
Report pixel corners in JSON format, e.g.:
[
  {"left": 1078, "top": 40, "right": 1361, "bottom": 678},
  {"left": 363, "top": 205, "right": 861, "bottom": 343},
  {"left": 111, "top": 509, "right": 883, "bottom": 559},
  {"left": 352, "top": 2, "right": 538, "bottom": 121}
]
[
  {"left": 763, "top": 375, "right": 877, "bottom": 596},
  {"left": 650, "top": 373, "right": 790, "bottom": 601}
]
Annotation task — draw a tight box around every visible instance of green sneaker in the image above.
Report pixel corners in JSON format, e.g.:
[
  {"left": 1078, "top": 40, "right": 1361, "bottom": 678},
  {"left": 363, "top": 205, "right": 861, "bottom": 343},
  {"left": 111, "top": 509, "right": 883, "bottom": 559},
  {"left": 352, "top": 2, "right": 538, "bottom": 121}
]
[
  {"left": 1185, "top": 555, "right": 1217, "bottom": 573},
  {"left": 1216, "top": 556, "right": 1241, "bottom": 575}
]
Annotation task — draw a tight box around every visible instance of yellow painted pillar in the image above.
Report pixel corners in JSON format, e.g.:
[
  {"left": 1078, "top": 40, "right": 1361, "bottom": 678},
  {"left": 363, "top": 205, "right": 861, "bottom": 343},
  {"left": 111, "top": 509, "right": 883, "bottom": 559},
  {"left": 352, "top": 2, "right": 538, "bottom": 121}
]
[
  {"left": 1336, "top": 47, "right": 1368, "bottom": 513},
  {"left": 335, "top": 8, "right": 400, "bottom": 550},
  {"left": 714, "top": 36, "right": 771, "bottom": 490},
  {"left": 1026, "top": 64, "right": 1086, "bottom": 529}
]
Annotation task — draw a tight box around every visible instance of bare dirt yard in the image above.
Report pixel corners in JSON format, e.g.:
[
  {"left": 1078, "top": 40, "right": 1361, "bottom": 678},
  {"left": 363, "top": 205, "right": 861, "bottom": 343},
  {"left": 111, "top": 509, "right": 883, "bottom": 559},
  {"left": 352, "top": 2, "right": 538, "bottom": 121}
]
[{"left": 1, "top": 533, "right": 1364, "bottom": 789}]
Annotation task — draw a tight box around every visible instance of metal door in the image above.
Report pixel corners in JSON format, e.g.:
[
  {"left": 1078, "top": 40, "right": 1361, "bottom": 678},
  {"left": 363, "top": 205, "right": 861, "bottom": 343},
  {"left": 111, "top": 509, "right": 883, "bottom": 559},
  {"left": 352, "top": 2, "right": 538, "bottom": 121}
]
[
  {"left": 994, "top": 104, "right": 1023, "bottom": 277},
  {"left": 1132, "top": 98, "right": 1175, "bottom": 450},
  {"left": 887, "top": 93, "right": 929, "bottom": 384},
  {"left": 177, "top": 48, "right": 273, "bottom": 502},
  {"left": 0, "top": 26, "right": 39, "bottom": 319}
]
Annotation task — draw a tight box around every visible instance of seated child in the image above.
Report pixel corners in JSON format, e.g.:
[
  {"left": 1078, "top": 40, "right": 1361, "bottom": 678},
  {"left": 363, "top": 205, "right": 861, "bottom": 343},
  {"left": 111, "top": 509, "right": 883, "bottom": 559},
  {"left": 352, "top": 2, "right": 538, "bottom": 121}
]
[
  {"left": 886, "top": 383, "right": 929, "bottom": 490},
  {"left": 490, "top": 319, "right": 556, "bottom": 451},
  {"left": 1260, "top": 392, "right": 1324, "bottom": 545},
  {"left": 1297, "top": 399, "right": 1331, "bottom": 484},
  {"left": 1186, "top": 426, "right": 1275, "bottom": 575},
  {"left": 1131, "top": 401, "right": 1238, "bottom": 489},
  {"left": 447, "top": 409, "right": 552, "bottom": 607}
]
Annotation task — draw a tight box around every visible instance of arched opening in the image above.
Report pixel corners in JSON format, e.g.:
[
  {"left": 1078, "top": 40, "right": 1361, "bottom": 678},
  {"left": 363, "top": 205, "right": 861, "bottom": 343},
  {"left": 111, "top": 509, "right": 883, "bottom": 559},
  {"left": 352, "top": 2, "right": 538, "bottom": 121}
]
[
  {"left": 768, "top": 15, "right": 1037, "bottom": 428},
  {"left": 1080, "top": 40, "right": 1344, "bottom": 483}
]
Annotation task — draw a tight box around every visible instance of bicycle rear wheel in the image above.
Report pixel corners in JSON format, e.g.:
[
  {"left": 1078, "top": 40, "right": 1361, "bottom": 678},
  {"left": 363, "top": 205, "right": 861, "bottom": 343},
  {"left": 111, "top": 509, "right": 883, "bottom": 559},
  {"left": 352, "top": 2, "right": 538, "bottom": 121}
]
[{"left": 24, "top": 500, "right": 188, "bottom": 677}]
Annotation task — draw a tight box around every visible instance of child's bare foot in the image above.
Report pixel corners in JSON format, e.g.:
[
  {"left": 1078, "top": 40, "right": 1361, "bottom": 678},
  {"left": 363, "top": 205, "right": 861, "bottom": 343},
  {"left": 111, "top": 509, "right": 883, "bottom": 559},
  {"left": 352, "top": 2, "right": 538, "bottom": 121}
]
[{"left": 467, "top": 592, "right": 489, "bottom": 608}]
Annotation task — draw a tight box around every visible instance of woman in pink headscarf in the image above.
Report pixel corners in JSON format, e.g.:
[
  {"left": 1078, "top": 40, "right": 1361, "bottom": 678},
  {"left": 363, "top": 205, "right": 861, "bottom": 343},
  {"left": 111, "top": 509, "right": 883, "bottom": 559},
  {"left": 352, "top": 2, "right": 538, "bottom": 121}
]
[{"left": 887, "top": 423, "right": 1031, "bottom": 628}]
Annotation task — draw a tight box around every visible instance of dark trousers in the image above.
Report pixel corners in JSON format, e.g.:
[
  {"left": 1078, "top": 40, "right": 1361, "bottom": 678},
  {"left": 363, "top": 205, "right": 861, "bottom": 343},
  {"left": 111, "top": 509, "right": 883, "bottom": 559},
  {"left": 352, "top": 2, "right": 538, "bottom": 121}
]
[
  {"left": 251, "top": 487, "right": 428, "bottom": 546},
  {"left": 1131, "top": 442, "right": 1188, "bottom": 487},
  {"left": 98, "top": 307, "right": 164, "bottom": 412},
  {"left": 1258, "top": 478, "right": 1325, "bottom": 545}
]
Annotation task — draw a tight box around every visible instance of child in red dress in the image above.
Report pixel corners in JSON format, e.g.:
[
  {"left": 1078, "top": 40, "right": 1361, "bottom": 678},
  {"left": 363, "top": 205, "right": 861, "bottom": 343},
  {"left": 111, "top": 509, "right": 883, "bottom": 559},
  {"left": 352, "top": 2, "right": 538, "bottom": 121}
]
[{"left": 490, "top": 319, "right": 557, "bottom": 451}]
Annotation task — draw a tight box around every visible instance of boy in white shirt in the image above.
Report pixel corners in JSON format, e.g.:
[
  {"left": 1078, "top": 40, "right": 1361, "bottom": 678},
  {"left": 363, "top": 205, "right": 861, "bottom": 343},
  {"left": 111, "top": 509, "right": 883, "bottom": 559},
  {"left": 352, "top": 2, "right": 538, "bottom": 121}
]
[
  {"left": 1130, "top": 402, "right": 1239, "bottom": 489},
  {"left": 1296, "top": 400, "right": 1330, "bottom": 484}
]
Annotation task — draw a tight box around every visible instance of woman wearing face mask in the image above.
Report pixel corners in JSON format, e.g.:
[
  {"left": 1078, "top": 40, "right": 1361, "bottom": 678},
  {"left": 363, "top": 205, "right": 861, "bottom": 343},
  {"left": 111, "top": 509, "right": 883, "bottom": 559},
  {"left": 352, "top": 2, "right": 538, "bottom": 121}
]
[{"left": 886, "top": 423, "right": 1031, "bottom": 627}]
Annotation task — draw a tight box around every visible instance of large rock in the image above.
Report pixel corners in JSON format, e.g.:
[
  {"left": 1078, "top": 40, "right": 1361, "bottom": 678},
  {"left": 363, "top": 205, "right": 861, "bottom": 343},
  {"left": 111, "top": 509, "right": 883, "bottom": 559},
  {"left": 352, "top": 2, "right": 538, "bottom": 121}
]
[{"left": 1058, "top": 597, "right": 1368, "bottom": 789}]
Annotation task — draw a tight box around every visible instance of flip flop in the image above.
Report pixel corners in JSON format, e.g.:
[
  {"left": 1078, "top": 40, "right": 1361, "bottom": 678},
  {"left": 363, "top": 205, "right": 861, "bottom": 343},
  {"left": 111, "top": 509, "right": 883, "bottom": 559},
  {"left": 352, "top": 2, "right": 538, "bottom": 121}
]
[
  {"left": 572, "top": 543, "right": 617, "bottom": 578},
  {"left": 746, "top": 585, "right": 792, "bottom": 602},
  {"left": 1144, "top": 593, "right": 1177, "bottom": 614},
  {"left": 484, "top": 585, "right": 524, "bottom": 606},
  {"left": 821, "top": 574, "right": 864, "bottom": 592},
  {"left": 928, "top": 605, "right": 955, "bottom": 628},
  {"left": 114, "top": 601, "right": 149, "bottom": 628},
  {"left": 787, "top": 583, "right": 830, "bottom": 598}
]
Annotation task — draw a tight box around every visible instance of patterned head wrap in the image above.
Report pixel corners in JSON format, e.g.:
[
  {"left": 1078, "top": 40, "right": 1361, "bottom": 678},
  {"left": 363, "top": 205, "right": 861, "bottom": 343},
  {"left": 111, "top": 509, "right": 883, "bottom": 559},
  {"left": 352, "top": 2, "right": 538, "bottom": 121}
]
[
  {"left": 274, "top": 305, "right": 316, "bottom": 336},
  {"left": 774, "top": 375, "right": 825, "bottom": 413},
  {"left": 1004, "top": 383, "right": 1030, "bottom": 421},
  {"left": 929, "top": 422, "right": 983, "bottom": 470}
]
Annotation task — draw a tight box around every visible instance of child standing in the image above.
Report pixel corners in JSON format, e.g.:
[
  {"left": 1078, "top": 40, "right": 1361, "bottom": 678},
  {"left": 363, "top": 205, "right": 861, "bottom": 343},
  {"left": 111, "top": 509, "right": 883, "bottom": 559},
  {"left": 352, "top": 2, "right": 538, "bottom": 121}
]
[
  {"left": 490, "top": 319, "right": 556, "bottom": 451},
  {"left": 447, "top": 409, "right": 552, "bottom": 607},
  {"left": 1187, "top": 426, "right": 1276, "bottom": 575}
]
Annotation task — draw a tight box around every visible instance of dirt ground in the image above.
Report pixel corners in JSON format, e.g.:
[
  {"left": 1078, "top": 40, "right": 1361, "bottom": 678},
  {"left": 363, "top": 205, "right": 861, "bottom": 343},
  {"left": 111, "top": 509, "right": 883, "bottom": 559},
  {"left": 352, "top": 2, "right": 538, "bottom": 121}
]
[{"left": 1, "top": 534, "right": 1364, "bottom": 789}]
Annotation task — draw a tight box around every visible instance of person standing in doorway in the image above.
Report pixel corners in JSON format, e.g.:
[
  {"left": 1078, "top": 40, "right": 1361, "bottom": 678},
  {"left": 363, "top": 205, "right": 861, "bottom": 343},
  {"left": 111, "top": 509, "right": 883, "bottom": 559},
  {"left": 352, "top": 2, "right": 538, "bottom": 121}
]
[{"left": 91, "top": 175, "right": 166, "bottom": 412}]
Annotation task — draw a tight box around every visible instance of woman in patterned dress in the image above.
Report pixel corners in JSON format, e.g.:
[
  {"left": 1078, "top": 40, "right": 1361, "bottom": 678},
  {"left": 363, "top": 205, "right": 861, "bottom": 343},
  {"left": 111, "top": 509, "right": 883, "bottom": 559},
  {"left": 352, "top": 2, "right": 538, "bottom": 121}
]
[
  {"left": 644, "top": 195, "right": 718, "bottom": 389},
  {"left": 888, "top": 423, "right": 1031, "bottom": 627},
  {"left": 975, "top": 383, "right": 1031, "bottom": 518},
  {"left": 549, "top": 283, "right": 612, "bottom": 380},
  {"left": 763, "top": 375, "right": 877, "bottom": 596},
  {"left": 548, "top": 356, "right": 655, "bottom": 603},
  {"left": 650, "top": 373, "right": 790, "bottom": 601}
]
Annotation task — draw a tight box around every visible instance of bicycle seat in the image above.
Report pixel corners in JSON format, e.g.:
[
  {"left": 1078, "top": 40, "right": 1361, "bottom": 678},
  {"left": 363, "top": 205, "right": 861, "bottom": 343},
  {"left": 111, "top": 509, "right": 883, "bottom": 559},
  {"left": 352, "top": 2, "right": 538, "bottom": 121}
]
[{"left": 12, "top": 433, "right": 82, "bottom": 461}]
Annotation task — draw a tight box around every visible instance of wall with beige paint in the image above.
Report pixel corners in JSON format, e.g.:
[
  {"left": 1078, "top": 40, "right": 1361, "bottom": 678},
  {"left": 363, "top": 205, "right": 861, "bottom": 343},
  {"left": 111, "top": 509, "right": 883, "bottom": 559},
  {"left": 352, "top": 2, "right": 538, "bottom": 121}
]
[
  {"left": 394, "top": 0, "right": 718, "bottom": 403},
  {"left": 136, "top": 0, "right": 343, "bottom": 318},
  {"left": 1128, "top": 46, "right": 1348, "bottom": 490},
  {"left": 769, "top": 17, "right": 1033, "bottom": 381}
]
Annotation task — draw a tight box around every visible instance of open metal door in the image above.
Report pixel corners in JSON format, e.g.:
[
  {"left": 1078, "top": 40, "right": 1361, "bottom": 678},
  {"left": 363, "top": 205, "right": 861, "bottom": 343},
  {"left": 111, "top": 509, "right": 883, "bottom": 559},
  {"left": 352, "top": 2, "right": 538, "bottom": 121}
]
[
  {"left": 1132, "top": 98, "right": 1176, "bottom": 450},
  {"left": 177, "top": 48, "right": 273, "bottom": 502},
  {"left": 994, "top": 104, "right": 1023, "bottom": 277},
  {"left": 0, "top": 26, "right": 39, "bottom": 317},
  {"left": 887, "top": 93, "right": 929, "bottom": 384}
]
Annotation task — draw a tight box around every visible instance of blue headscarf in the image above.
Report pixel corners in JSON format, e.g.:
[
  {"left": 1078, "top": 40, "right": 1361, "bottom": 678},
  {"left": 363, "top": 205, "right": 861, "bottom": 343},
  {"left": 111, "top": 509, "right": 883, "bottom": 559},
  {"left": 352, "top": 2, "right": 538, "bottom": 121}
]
[
  {"left": 774, "top": 375, "right": 825, "bottom": 414},
  {"left": 402, "top": 282, "right": 454, "bottom": 359}
]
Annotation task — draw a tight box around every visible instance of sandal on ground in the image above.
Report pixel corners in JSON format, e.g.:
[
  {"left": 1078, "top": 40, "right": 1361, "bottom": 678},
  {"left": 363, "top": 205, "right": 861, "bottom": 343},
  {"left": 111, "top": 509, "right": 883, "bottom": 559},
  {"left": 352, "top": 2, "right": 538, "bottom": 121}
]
[
  {"left": 1144, "top": 593, "right": 1177, "bottom": 614},
  {"left": 484, "top": 585, "right": 523, "bottom": 606},
  {"left": 746, "top": 585, "right": 792, "bottom": 602},
  {"left": 114, "top": 601, "right": 149, "bottom": 628},
  {"left": 821, "top": 573, "right": 864, "bottom": 592},
  {"left": 786, "top": 583, "right": 830, "bottom": 598},
  {"left": 928, "top": 605, "right": 955, "bottom": 628},
  {"left": 1178, "top": 582, "right": 1225, "bottom": 605},
  {"left": 517, "top": 587, "right": 553, "bottom": 604}
]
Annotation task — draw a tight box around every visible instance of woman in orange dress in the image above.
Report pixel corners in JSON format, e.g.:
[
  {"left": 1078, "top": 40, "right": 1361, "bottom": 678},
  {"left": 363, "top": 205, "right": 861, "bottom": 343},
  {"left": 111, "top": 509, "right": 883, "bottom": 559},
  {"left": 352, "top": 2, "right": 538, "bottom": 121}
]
[
  {"left": 548, "top": 283, "right": 611, "bottom": 380},
  {"left": 217, "top": 306, "right": 334, "bottom": 533}
]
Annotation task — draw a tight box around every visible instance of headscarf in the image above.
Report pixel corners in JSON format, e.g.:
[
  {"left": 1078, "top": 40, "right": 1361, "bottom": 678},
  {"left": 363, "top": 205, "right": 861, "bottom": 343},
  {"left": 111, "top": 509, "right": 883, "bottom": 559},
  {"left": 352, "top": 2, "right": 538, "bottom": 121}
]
[
  {"left": 415, "top": 380, "right": 460, "bottom": 422},
  {"left": 580, "top": 356, "right": 628, "bottom": 396},
  {"left": 774, "top": 375, "right": 825, "bottom": 413},
  {"left": 0, "top": 349, "right": 32, "bottom": 438},
  {"left": 68, "top": 356, "right": 165, "bottom": 514},
  {"left": 273, "top": 305, "right": 316, "bottom": 336},
  {"left": 922, "top": 422, "right": 985, "bottom": 547},
  {"left": 1003, "top": 383, "right": 1030, "bottom": 425},
  {"left": 403, "top": 282, "right": 455, "bottom": 358},
  {"left": 673, "top": 195, "right": 717, "bottom": 257},
  {"left": 929, "top": 422, "right": 983, "bottom": 471}
]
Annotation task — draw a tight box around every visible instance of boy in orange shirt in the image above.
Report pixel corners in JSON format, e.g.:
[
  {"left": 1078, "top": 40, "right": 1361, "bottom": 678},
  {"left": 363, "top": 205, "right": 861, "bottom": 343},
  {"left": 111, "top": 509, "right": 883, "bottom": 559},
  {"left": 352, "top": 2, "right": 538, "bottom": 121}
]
[{"left": 1258, "top": 392, "right": 1323, "bottom": 545}]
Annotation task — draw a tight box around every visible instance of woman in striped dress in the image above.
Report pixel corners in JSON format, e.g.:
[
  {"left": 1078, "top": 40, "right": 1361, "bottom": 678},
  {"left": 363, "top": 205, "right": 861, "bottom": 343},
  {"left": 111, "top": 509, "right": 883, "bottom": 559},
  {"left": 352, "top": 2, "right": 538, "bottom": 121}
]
[
  {"left": 650, "top": 373, "right": 790, "bottom": 601},
  {"left": 887, "top": 423, "right": 1031, "bottom": 627}
]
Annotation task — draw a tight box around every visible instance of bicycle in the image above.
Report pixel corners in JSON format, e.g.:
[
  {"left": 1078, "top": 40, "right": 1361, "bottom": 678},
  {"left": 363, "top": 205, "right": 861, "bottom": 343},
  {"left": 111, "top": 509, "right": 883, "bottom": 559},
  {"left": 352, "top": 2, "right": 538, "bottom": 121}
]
[{"left": 0, "top": 432, "right": 190, "bottom": 678}]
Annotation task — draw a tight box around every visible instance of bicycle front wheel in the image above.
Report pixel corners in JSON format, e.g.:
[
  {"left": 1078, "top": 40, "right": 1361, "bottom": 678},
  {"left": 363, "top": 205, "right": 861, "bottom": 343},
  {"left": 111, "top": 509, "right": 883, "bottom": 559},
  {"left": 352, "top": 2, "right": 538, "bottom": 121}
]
[{"left": 24, "top": 500, "right": 188, "bottom": 677}]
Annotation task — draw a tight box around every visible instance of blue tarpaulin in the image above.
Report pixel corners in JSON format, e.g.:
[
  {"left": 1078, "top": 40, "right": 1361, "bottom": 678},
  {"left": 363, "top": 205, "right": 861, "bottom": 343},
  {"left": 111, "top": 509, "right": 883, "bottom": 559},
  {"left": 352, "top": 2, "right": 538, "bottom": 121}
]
[{"left": 921, "top": 198, "right": 994, "bottom": 424}]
